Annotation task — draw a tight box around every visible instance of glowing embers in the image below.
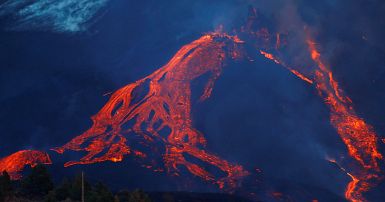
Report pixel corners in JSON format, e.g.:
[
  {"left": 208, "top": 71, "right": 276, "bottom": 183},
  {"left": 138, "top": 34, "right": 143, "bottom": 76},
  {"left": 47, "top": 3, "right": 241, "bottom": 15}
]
[
  {"left": 0, "top": 150, "right": 52, "bottom": 180},
  {"left": 53, "top": 32, "right": 249, "bottom": 189}
]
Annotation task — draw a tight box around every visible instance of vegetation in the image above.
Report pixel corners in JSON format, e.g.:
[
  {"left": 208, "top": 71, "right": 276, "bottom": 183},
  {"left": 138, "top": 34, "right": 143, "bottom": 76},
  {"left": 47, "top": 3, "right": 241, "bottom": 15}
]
[
  {"left": 0, "top": 171, "right": 13, "bottom": 201},
  {"left": 0, "top": 165, "right": 151, "bottom": 202},
  {"left": 21, "top": 164, "right": 54, "bottom": 198},
  {"left": 127, "top": 189, "right": 151, "bottom": 202},
  {"left": 0, "top": 165, "right": 250, "bottom": 202}
]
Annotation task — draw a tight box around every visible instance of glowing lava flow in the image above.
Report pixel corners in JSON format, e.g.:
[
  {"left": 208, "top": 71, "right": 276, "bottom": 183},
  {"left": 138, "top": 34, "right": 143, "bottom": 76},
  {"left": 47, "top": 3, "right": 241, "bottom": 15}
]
[
  {"left": 0, "top": 7, "right": 383, "bottom": 201},
  {"left": 307, "top": 40, "right": 382, "bottom": 169},
  {"left": 259, "top": 50, "right": 313, "bottom": 84},
  {"left": 0, "top": 150, "right": 52, "bottom": 180},
  {"left": 326, "top": 158, "right": 360, "bottom": 202},
  {"left": 257, "top": 30, "right": 383, "bottom": 201},
  {"left": 346, "top": 173, "right": 360, "bottom": 202},
  {"left": 307, "top": 39, "right": 382, "bottom": 202},
  {"left": 53, "top": 32, "right": 249, "bottom": 189}
]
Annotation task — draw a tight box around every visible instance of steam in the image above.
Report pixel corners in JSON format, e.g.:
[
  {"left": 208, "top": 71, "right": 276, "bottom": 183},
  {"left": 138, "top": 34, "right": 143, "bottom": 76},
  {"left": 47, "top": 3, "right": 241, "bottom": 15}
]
[{"left": 0, "top": 0, "right": 109, "bottom": 32}]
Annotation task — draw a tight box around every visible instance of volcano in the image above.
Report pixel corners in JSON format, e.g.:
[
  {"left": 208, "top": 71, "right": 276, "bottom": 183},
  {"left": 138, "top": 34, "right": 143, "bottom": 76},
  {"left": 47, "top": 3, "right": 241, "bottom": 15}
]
[{"left": 0, "top": 4, "right": 384, "bottom": 202}]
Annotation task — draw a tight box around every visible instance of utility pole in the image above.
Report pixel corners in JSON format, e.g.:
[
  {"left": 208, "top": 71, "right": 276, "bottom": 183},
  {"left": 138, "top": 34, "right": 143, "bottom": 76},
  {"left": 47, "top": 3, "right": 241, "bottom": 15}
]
[{"left": 82, "top": 171, "right": 85, "bottom": 202}]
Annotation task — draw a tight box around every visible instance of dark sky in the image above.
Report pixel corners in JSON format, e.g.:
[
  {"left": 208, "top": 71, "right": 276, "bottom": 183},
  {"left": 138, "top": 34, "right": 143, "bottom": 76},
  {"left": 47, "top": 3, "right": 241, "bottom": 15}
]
[{"left": 0, "top": 0, "right": 385, "bottom": 200}]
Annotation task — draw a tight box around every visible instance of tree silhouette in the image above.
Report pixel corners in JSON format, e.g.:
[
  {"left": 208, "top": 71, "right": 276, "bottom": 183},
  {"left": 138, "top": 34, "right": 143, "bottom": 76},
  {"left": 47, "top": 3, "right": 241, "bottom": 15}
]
[
  {"left": 68, "top": 173, "right": 91, "bottom": 201},
  {"left": 0, "top": 171, "right": 13, "bottom": 201},
  {"left": 129, "top": 189, "right": 151, "bottom": 202},
  {"left": 20, "top": 165, "right": 53, "bottom": 198},
  {"left": 54, "top": 177, "right": 71, "bottom": 201},
  {"left": 88, "top": 182, "right": 114, "bottom": 202}
]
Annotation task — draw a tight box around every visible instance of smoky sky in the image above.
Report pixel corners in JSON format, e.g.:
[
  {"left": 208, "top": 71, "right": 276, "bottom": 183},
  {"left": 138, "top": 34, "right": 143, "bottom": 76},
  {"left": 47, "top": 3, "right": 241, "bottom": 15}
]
[
  {"left": 0, "top": 0, "right": 109, "bottom": 32},
  {"left": 0, "top": 0, "right": 385, "bottom": 201}
]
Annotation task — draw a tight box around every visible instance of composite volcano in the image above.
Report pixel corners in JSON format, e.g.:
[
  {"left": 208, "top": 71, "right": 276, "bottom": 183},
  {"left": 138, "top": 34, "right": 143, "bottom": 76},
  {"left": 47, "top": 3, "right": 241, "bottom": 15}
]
[{"left": 0, "top": 5, "right": 384, "bottom": 202}]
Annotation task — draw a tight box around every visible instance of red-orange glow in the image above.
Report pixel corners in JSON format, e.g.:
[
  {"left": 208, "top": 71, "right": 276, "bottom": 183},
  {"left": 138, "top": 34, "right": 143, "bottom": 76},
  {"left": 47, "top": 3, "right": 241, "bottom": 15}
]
[
  {"left": 308, "top": 40, "right": 383, "bottom": 202},
  {"left": 259, "top": 50, "right": 313, "bottom": 84},
  {"left": 259, "top": 50, "right": 280, "bottom": 64},
  {"left": 326, "top": 157, "right": 360, "bottom": 202},
  {"left": 53, "top": 32, "right": 249, "bottom": 189},
  {"left": 290, "top": 69, "right": 314, "bottom": 84},
  {"left": 326, "top": 157, "right": 337, "bottom": 164},
  {"left": 0, "top": 150, "right": 52, "bottom": 180},
  {"left": 0, "top": 11, "right": 382, "bottom": 200},
  {"left": 271, "top": 192, "right": 283, "bottom": 199},
  {"left": 346, "top": 173, "right": 360, "bottom": 202}
]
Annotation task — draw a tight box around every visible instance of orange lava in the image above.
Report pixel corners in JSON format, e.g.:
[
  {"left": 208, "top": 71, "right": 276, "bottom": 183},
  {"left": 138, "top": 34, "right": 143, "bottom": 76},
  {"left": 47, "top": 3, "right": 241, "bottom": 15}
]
[
  {"left": 259, "top": 50, "right": 313, "bottom": 84},
  {"left": 254, "top": 17, "right": 383, "bottom": 199},
  {"left": 53, "top": 32, "right": 249, "bottom": 189},
  {"left": 346, "top": 173, "right": 360, "bottom": 202},
  {"left": 308, "top": 40, "right": 382, "bottom": 201},
  {"left": 326, "top": 157, "right": 361, "bottom": 202},
  {"left": 0, "top": 8, "right": 382, "bottom": 201},
  {"left": 0, "top": 150, "right": 52, "bottom": 180}
]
